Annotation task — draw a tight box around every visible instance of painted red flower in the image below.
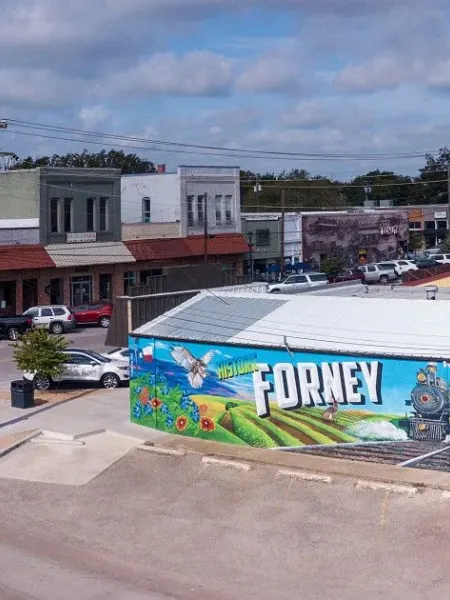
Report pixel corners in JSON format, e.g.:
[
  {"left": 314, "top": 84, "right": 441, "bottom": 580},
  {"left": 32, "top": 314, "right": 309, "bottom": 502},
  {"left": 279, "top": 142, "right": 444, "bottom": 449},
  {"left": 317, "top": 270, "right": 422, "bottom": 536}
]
[
  {"left": 150, "top": 397, "right": 162, "bottom": 409},
  {"left": 199, "top": 404, "right": 208, "bottom": 415},
  {"left": 199, "top": 416, "right": 215, "bottom": 432},
  {"left": 176, "top": 416, "right": 188, "bottom": 432},
  {"left": 139, "top": 388, "right": 150, "bottom": 406}
]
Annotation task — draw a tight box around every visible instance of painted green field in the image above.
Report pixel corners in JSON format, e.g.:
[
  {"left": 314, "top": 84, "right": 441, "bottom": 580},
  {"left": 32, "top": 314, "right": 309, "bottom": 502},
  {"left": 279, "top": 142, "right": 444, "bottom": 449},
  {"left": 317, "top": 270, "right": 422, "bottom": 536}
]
[{"left": 130, "top": 374, "right": 403, "bottom": 448}]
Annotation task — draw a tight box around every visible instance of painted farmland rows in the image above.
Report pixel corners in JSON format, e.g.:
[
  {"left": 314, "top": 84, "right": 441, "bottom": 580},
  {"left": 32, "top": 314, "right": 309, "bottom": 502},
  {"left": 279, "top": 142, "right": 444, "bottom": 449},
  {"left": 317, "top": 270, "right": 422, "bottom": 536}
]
[
  {"left": 236, "top": 407, "right": 304, "bottom": 447},
  {"left": 271, "top": 409, "right": 358, "bottom": 443}
]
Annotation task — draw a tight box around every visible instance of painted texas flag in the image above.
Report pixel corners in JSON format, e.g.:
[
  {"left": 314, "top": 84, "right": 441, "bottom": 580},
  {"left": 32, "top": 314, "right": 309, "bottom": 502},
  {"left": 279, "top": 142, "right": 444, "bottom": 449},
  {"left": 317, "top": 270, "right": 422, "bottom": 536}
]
[{"left": 142, "top": 346, "right": 154, "bottom": 362}]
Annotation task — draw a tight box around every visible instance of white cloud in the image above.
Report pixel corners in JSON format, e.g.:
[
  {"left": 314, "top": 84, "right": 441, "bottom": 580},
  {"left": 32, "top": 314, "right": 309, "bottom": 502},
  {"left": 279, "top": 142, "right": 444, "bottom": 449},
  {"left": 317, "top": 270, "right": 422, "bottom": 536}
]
[
  {"left": 236, "top": 56, "right": 302, "bottom": 93},
  {"left": 0, "top": 68, "right": 84, "bottom": 107},
  {"left": 280, "top": 100, "right": 327, "bottom": 127},
  {"left": 78, "top": 105, "right": 111, "bottom": 129}
]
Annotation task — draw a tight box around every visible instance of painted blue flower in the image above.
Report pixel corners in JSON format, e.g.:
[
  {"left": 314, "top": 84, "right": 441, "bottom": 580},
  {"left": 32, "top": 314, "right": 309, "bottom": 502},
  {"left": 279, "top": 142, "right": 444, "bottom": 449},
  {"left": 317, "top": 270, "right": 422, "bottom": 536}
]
[
  {"left": 180, "top": 397, "right": 192, "bottom": 410},
  {"left": 148, "top": 375, "right": 156, "bottom": 386},
  {"left": 143, "top": 404, "right": 153, "bottom": 416},
  {"left": 135, "top": 386, "right": 143, "bottom": 395},
  {"left": 132, "top": 401, "right": 142, "bottom": 419},
  {"left": 161, "top": 404, "right": 169, "bottom": 415},
  {"left": 166, "top": 414, "right": 174, "bottom": 427},
  {"left": 160, "top": 386, "right": 169, "bottom": 395}
]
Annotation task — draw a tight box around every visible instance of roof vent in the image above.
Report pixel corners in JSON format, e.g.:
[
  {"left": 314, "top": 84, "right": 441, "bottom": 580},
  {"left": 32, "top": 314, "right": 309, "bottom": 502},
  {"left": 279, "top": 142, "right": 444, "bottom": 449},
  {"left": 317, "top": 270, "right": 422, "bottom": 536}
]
[{"left": 425, "top": 285, "right": 438, "bottom": 300}]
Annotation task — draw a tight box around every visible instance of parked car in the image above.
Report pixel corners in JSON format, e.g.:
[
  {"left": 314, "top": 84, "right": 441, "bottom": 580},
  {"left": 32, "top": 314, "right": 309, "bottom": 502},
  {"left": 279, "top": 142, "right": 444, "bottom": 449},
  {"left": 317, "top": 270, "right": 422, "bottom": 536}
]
[
  {"left": 358, "top": 264, "right": 397, "bottom": 284},
  {"left": 72, "top": 302, "right": 113, "bottom": 328},
  {"left": 24, "top": 348, "right": 130, "bottom": 390},
  {"left": 431, "top": 253, "right": 450, "bottom": 265},
  {"left": 268, "top": 272, "right": 329, "bottom": 293},
  {"left": 22, "top": 305, "right": 75, "bottom": 334},
  {"left": 104, "top": 347, "right": 129, "bottom": 362},
  {"left": 0, "top": 314, "right": 33, "bottom": 341},
  {"left": 415, "top": 258, "right": 439, "bottom": 269},
  {"left": 375, "top": 262, "right": 402, "bottom": 277},
  {"left": 328, "top": 269, "right": 364, "bottom": 284},
  {"left": 387, "top": 259, "right": 418, "bottom": 274}
]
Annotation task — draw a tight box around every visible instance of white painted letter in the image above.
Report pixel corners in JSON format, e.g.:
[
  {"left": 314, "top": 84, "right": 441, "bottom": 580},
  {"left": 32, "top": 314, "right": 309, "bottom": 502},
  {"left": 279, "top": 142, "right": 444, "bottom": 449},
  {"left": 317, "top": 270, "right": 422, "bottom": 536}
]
[
  {"left": 297, "top": 363, "right": 322, "bottom": 407},
  {"left": 359, "top": 362, "right": 381, "bottom": 404},
  {"left": 253, "top": 364, "right": 272, "bottom": 417},
  {"left": 342, "top": 362, "right": 362, "bottom": 404},
  {"left": 321, "top": 362, "right": 344, "bottom": 405},
  {"left": 273, "top": 363, "right": 300, "bottom": 410}
]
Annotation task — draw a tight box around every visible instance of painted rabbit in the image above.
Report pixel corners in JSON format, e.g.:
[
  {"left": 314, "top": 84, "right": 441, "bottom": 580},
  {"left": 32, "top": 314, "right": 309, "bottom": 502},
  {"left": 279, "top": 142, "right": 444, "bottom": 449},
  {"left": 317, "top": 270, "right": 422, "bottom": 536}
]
[{"left": 322, "top": 398, "right": 339, "bottom": 422}]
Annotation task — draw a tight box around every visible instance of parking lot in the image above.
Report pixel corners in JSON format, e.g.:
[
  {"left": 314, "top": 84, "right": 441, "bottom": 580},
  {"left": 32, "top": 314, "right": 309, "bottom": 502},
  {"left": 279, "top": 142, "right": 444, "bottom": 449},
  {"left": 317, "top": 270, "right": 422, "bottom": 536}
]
[{"left": 0, "top": 327, "right": 111, "bottom": 391}]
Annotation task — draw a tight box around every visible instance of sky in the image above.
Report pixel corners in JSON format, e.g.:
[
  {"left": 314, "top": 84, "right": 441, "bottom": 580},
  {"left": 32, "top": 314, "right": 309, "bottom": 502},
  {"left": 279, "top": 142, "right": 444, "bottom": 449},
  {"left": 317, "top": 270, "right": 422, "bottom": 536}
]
[{"left": 1, "top": 0, "right": 450, "bottom": 179}]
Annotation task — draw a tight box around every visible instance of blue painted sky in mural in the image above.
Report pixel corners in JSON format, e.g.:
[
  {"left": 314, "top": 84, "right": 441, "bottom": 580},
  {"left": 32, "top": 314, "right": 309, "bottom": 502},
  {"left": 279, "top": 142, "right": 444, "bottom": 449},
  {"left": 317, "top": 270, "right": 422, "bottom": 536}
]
[{"left": 130, "top": 336, "right": 448, "bottom": 415}]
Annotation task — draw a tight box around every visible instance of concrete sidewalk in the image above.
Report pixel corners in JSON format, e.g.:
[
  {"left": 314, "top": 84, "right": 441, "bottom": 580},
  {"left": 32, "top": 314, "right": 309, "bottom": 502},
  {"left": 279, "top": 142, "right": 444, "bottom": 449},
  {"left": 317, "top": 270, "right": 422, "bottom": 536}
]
[{"left": 0, "top": 387, "right": 165, "bottom": 444}]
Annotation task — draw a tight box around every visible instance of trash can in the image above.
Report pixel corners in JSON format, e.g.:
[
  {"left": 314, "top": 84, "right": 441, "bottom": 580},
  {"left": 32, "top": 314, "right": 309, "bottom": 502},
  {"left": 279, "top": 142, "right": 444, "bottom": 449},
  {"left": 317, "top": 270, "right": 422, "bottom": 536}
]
[{"left": 11, "top": 379, "right": 35, "bottom": 409}]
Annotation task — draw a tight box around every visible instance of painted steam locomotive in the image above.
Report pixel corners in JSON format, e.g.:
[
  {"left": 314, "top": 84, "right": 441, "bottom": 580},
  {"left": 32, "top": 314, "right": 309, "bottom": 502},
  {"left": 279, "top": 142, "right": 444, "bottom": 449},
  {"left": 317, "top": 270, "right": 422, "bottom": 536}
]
[{"left": 407, "top": 363, "right": 450, "bottom": 441}]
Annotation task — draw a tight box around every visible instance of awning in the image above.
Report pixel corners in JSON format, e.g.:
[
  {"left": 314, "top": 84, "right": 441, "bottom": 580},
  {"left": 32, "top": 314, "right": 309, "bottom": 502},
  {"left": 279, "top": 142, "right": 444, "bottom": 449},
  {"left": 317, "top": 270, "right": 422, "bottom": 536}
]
[{"left": 46, "top": 242, "right": 136, "bottom": 268}]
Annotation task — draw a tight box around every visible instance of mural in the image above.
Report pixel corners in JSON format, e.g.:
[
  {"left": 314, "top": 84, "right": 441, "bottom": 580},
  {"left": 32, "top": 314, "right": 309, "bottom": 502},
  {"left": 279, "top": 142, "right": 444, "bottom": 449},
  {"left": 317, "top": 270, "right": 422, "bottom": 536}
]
[
  {"left": 302, "top": 212, "right": 409, "bottom": 266},
  {"left": 129, "top": 336, "right": 450, "bottom": 447}
]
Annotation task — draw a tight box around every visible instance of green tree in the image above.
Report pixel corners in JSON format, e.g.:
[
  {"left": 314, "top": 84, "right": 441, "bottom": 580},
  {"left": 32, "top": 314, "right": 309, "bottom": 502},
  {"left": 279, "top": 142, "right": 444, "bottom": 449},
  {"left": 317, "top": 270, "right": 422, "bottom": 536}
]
[
  {"left": 12, "top": 329, "right": 70, "bottom": 390},
  {"left": 320, "top": 256, "right": 345, "bottom": 278},
  {"left": 408, "top": 233, "right": 423, "bottom": 255},
  {"left": 440, "top": 233, "right": 450, "bottom": 253},
  {"left": 14, "top": 149, "right": 156, "bottom": 174}
]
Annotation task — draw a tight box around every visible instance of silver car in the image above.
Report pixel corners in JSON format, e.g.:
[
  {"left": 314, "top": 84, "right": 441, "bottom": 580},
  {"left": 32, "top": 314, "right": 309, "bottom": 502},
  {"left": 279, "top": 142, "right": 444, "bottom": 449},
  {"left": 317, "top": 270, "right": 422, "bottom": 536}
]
[
  {"left": 358, "top": 264, "right": 398, "bottom": 284},
  {"left": 268, "top": 272, "right": 329, "bottom": 294},
  {"left": 104, "top": 347, "right": 130, "bottom": 362},
  {"left": 23, "top": 305, "right": 75, "bottom": 334},
  {"left": 24, "top": 348, "right": 130, "bottom": 390}
]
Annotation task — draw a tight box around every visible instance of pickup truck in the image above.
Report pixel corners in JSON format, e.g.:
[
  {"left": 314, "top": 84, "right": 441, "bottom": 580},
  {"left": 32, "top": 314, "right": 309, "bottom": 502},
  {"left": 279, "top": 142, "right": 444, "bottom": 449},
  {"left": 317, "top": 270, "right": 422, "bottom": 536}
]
[{"left": 0, "top": 315, "right": 33, "bottom": 341}]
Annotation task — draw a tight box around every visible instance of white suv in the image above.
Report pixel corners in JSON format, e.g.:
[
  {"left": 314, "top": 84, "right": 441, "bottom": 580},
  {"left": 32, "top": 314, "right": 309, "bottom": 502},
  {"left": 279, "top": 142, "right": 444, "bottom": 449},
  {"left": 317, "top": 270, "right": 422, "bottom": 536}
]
[
  {"left": 268, "top": 273, "right": 329, "bottom": 294},
  {"left": 23, "top": 305, "right": 75, "bottom": 334},
  {"left": 432, "top": 253, "right": 450, "bottom": 265}
]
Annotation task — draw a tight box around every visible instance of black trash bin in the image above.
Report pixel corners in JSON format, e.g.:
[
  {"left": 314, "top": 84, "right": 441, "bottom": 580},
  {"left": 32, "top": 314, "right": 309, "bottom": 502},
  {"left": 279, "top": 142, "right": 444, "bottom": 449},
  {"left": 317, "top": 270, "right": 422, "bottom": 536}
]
[{"left": 11, "top": 379, "right": 35, "bottom": 409}]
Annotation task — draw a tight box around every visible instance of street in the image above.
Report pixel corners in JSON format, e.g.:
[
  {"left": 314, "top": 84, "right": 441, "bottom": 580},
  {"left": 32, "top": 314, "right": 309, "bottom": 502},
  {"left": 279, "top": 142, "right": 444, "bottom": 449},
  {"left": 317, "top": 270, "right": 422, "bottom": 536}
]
[{"left": 0, "top": 327, "right": 111, "bottom": 390}]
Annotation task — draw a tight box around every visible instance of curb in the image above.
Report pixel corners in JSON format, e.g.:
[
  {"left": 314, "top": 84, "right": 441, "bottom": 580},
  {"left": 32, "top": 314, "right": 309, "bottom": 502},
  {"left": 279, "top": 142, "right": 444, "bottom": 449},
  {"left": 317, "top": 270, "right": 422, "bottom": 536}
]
[
  {"left": 202, "top": 456, "right": 252, "bottom": 471},
  {"left": 155, "top": 435, "right": 450, "bottom": 493},
  {"left": 355, "top": 480, "right": 418, "bottom": 497},
  {"left": 0, "top": 429, "right": 41, "bottom": 458},
  {"left": 137, "top": 445, "right": 186, "bottom": 457},
  {"left": 277, "top": 468, "right": 332, "bottom": 483}
]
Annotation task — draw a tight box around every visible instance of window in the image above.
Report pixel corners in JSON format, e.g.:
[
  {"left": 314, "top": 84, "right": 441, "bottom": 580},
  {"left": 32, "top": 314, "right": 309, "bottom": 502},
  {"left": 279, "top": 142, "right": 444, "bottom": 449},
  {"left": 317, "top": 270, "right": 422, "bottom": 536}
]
[
  {"left": 187, "top": 196, "right": 194, "bottom": 226},
  {"left": 41, "top": 308, "right": 53, "bottom": 317},
  {"left": 63, "top": 198, "right": 72, "bottom": 233},
  {"left": 49, "top": 278, "right": 62, "bottom": 305},
  {"left": 124, "top": 271, "right": 136, "bottom": 295},
  {"left": 367, "top": 266, "right": 376, "bottom": 272},
  {"left": 308, "top": 274, "right": 328, "bottom": 283},
  {"left": 142, "top": 197, "right": 151, "bottom": 223},
  {"left": 224, "top": 195, "right": 233, "bottom": 224},
  {"left": 87, "top": 198, "right": 95, "bottom": 232},
  {"left": 255, "top": 229, "right": 270, "bottom": 246},
  {"left": 409, "top": 221, "right": 421, "bottom": 230},
  {"left": 425, "top": 220, "right": 436, "bottom": 230},
  {"left": 99, "top": 273, "right": 112, "bottom": 300},
  {"left": 53, "top": 307, "right": 66, "bottom": 316},
  {"left": 437, "top": 220, "right": 447, "bottom": 229},
  {"left": 290, "top": 275, "right": 307, "bottom": 283},
  {"left": 70, "top": 275, "right": 92, "bottom": 306},
  {"left": 67, "top": 353, "right": 95, "bottom": 366},
  {"left": 215, "top": 195, "right": 222, "bottom": 226},
  {"left": 99, "top": 197, "right": 109, "bottom": 231},
  {"left": 50, "top": 198, "right": 59, "bottom": 233},
  {"left": 197, "top": 195, "right": 204, "bottom": 225}
]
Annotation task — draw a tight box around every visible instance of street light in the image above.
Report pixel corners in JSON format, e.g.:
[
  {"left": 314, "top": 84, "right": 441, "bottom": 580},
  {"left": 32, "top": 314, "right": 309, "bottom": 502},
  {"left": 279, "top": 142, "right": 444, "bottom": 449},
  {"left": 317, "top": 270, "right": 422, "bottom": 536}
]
[{"left": 247, "top": 231, "right": 254, "bottom": 282}]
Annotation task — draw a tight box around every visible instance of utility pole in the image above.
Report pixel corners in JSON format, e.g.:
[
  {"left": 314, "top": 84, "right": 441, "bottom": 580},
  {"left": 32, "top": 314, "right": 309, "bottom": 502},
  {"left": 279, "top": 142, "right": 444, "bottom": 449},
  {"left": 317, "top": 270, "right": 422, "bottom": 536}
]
[
  {"left": 280, "top": 188, "right": 285, "bottom": 277},
  {"left": 247, "top": 231, "right": 254, "bottom": 282},
  {"left": 203, "top": 192, "right": 208, "bottom": 264}
]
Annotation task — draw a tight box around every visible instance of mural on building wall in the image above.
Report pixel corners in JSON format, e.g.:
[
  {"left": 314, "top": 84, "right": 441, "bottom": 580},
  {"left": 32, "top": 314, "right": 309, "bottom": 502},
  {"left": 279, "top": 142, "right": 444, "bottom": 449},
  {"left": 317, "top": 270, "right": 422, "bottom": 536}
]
[
  {"left": 129, "top": 336, "right": 450, "bottom": 447},
  {"left": 302, "top": 213, "right": 409, "bottom": 266}
]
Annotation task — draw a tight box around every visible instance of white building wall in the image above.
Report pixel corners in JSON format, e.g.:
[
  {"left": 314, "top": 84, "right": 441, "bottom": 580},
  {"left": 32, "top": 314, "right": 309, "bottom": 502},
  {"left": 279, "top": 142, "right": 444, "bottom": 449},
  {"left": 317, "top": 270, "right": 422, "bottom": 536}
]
[{"left": 121, "top": 174, "right": 180, "bottom": 224}]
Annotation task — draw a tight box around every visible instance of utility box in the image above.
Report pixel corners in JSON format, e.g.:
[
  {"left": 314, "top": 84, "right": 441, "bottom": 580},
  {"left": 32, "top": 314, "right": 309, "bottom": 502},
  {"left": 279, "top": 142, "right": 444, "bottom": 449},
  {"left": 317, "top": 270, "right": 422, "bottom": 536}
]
[{"left": 11, "top": 380, "right": 35, "bottom": 409}]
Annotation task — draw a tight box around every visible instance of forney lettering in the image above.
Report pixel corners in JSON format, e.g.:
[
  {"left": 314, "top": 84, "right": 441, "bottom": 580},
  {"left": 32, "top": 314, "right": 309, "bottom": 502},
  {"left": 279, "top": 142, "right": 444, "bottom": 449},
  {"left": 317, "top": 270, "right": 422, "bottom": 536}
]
[{"left": 253, "top": 361, "right": 382, "bottom": 418}]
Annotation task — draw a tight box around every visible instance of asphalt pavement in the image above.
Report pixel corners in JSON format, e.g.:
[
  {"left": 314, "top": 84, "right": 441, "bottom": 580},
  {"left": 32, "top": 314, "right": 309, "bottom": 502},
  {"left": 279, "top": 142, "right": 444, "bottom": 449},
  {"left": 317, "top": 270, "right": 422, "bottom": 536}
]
[{"left": 0, "top": 327, "right": 112, "bottom": 390}]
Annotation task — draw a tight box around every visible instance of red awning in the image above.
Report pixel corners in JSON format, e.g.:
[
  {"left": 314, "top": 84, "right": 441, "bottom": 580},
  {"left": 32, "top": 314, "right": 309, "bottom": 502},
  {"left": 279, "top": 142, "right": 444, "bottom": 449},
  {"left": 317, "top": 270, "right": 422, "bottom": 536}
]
[{"left": 0, "top": 245, "right": 55, "bottom": 271}]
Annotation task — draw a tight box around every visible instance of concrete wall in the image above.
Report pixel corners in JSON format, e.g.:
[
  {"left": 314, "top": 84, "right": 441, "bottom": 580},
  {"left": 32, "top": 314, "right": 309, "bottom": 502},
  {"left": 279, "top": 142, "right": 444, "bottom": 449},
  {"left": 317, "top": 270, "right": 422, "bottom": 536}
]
[
  {"left": 121, "top": 174, "right": 180, "bottom": 224},
  {"left": 0, "top": 170, "right": 40, "bottom": 219},
  {"left": 0, "top": 227, "right": 39, "bottom": 245},
  {"left": 121, "top": 222, "right": 182, "bottom": 241}
]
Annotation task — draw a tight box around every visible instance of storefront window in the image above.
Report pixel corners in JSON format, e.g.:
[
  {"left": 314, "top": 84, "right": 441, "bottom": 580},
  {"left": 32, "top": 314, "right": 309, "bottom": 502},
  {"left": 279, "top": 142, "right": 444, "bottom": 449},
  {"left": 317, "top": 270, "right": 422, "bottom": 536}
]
[
  {"left": 100, "top": 273, "right": 112, "bottom": 301},
  {"left": 70, "top": 275, "right": 92, "bottom": 306},
  {"left": 124, "top": 271, "right": 136, "bottom": 295},
  {"left": 50, "top": 278, "right": 63, "bottom": 305}
]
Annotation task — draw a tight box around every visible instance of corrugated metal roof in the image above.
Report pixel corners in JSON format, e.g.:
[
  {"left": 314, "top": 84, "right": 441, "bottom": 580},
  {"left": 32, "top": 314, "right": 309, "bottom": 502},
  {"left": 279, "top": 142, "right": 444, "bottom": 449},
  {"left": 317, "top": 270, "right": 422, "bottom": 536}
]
[
  {"left": 133, "top": 290, "right": 450, "bottom": 360},
  {"left": 0, "top": 244, "right": 55, "bottom": 271},
  {"left": 46, "top": 242, "right": 135, "bottom": 268}
]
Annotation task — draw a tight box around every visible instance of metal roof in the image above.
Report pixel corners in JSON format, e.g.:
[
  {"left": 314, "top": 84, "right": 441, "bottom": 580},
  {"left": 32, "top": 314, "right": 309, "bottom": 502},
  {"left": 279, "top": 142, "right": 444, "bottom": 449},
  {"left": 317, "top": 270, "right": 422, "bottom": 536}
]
[
  {"left": 305, "top": 283, "right": 450, "bottom": 301},
  {"left": 46, "top": 242, "right": 135, "bottom": 268},
  {"left": 134, "top": 290, "right": 450, "bottom": 360}
]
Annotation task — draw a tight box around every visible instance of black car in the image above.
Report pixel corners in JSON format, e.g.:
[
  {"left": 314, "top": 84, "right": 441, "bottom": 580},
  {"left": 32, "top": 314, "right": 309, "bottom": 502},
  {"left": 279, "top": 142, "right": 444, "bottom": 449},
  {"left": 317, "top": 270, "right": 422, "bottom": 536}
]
[
  {"left": 0, "top": 314, "right": 33, "bottom": 340},
  {"left": 415, "top": 258, "right": 439, "bottom": 269}
]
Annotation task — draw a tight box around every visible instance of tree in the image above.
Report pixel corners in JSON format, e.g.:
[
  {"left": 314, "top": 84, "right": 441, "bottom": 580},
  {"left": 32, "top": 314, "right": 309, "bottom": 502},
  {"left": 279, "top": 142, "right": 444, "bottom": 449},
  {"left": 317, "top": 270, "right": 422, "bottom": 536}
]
[
  {"left": 14, "top": 149, "right": 156, "bottom": 174},
  {"left": 440, "top": 233, "right": 450, "bottom": 253},
  {"left": 12, "top": 329, "right": 70, "bottom": 390},
  {"left": 320, "top": 256, "right": 345, "bottom": 278},
  {"left": 408, "top": 233, "right": 423, "bottom": 255}
]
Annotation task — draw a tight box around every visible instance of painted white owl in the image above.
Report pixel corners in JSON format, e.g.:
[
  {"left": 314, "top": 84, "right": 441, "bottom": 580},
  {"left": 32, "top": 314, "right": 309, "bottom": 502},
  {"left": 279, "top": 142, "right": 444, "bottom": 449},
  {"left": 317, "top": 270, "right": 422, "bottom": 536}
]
[{"left": 170, "top": 346, "right": 215, "bottom": 389}]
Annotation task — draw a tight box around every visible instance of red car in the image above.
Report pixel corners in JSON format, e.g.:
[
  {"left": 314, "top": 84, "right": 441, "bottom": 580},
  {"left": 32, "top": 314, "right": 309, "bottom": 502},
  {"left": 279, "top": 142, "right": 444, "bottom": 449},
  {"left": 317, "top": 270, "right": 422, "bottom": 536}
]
[
  {"left": 72, "top": 302, "right": 113, "bottom": 328},
  {"left": 328, "top": 269, "right": 364, "bottom": 284}
]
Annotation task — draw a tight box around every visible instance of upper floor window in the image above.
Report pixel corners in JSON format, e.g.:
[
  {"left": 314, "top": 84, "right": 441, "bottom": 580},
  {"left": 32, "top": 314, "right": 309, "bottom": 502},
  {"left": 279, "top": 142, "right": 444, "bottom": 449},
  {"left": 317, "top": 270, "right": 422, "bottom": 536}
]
[
  {"left": 87, "top": 198, "right": 95, "bottom": 232},
  {"left": 99, "top": 197, "right": 109, "bottom": 231},
  {"left": 187, "top": 196, "right": 194, "bottom": 226},
  {"left": 50, "top": 197, "right": 59, "bottom": 233},
  {"left": 142, "top": 197, "right": 151, "bottom": 223},
  {"left": 197, "top": 195, "right": 205, "bottom": 225},
  {"left": 409, "top": 221, "right": 421, "bottom": 230},
  {"left": 215, "top": 195, "right": 222, "bottom": 226},
  {"left": 225, "top": 195, "right": 233, "bottom": 224},
  {"left": 63, "top": 198, "right": 73, "bottom": 233},
  {"left": 255, "top": 229, "right": 270, "bottom": 246}
]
